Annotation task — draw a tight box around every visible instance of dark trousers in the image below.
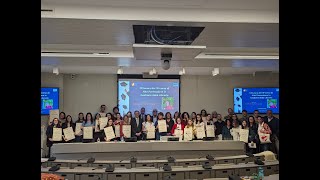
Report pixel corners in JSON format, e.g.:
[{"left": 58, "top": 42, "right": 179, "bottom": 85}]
[
  {"left": 75, "top": 135, "right": 83, "bottom": 142},
  {"left": 259, "top": 143, "right": 270, "bottom": 152}
]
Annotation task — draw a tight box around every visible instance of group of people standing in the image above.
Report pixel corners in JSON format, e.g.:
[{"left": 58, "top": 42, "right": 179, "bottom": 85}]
[{"left": 46, "top": 105, "right": 279, "bottom": 155}]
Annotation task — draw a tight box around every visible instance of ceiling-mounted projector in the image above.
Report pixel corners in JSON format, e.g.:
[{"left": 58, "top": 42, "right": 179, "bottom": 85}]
[{"left": 161, "top": 53, "right": 172, "bottom": 70}]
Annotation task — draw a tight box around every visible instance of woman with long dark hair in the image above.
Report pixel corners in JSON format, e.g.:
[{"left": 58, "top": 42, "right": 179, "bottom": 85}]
[
  {"left": 46, "top": 118, "right": 62, "bottom": 157},
  {"left": 75, "top": 112, "right": 85, "bottom": 142},
  {"left": 82, "top": 112, "right": 95, "bottom": 143},
  {"left": 62, "top": 115, "right": 75, "bottom": 143}
]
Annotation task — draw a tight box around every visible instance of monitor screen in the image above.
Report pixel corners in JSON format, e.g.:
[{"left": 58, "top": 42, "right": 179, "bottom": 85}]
[
  {"left": 118, "top": 79, "right": 180, "bottom": 116},
  {"left": 41, "top": 87, "right": 59, "bottom": 115},
  {"left": 234, "top": 87, "right": 279, "bottom": 114}
]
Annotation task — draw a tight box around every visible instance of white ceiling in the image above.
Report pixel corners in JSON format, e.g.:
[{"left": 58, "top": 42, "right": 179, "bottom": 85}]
[{"left": 41, "top": 0, "right": 279, "bottom": 76}]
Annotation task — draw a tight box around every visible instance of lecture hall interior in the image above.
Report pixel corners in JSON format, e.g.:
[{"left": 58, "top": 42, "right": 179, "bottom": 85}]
[{"left": 41, "top": 0, "right": 279, "bottom": 179}]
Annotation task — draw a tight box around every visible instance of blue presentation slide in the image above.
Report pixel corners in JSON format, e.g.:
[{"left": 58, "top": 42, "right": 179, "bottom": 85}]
[
  {"left": 41, "top": 87, "right": 59, "bottom": 115},
  {"left": 234, "top": 88, "right": 279, "bottom": 114},
  {"left": 118, "top": 79, "right": 180, "bottom": 116}
]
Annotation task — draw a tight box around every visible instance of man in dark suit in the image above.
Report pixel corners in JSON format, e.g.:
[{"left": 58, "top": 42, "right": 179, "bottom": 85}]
[
  {"left": 131, "top": 110, "right": 143, "bottom": 140},
  {"left": 139, "top": 107, "right": 147, "bottom": 123}
]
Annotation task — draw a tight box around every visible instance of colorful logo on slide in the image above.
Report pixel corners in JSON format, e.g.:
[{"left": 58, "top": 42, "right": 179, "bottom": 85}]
[
  {"left": 267, "top": 99, "right": 277, "bottom": 108},
  {"left": 42, "top": 99, "right": 53, "bottom": 109},
  {"left": 162, "top": 97, "right": 174, "bottom": 110}
]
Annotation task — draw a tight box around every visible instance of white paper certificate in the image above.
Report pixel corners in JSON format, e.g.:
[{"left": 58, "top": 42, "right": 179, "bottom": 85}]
[
  {"left": 83, "top": 126, "right": 93, "bottom": 139},
  {"left": 174, "top": 129, "right": 182, "bottom": 137},
  {"left": 49, "top": 109, "right": 59, "bottom": 125},
  {"left": 158, "top": 120, "right": 167, "bottom": 133},
  {"left": 231, "top": 128, "right": 240, "bottom": 141},
  {"left": 196, "top": 125, "right": 205, "bottom": 139},
  {"left": 146, "top": 126, "right": 155, "bottom": 139},
  {"left": 75, "top": 123, "right": 82, "bottom": 135},
  {"left": 52, "top": 128, "right": 62, "bottom": 141},
  {"left": 206, "top": 125, "right": 215, "bottom": 137},
  {"left": 122, "top": 125, "right": 131, "bottom": 138},
  {"left": 115, "top": 125, "right": 121, "bottom": 137},
  {"left": 99, "top": 117, "right": 108, "bottom": 129},
  {"left": 184, "top": 127, "right": 193, "bottom": 141},
  {"left": 239, "top": 129, "right": 249, "bottom": 143},
  {"left": 104, "top": 126, "right": 115, "bottom": 141},
  {"left": 63, "top": 127, "right": 75, "bottom": 141},
  {"left": 174, "top": 129, "right": 183, "bottom": 141}
]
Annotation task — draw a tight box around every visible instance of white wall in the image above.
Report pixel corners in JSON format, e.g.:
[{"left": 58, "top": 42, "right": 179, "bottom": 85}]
[
  {"left": 41, "top": 73, "right": 279, "bottom": 120},
  {"left": 63, "top": 74, "right": 118, "bottom": 119}
]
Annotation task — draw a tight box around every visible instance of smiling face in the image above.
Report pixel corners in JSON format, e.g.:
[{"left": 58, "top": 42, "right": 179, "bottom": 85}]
[
  {"left": 53, "top": 118, "right": 59, "bottom": 125},
  {"left": 249, "top": 116, "right": 254, "bottom": 124},
  {"left": 66, "top": 115, "right": 72, "bottom": 123},
  {"left": 146, "top": 115, "right": 152, "bottom": 122},
  {"left": 242, "top": 120, "right": 247, "bottom": 127},
  {"left": 108, "top": 119, "right": 113, "bottom": 126},
  {"left": 196, "top": 115, "right": 201, "bottom": 121},
  {"left": 176, "top": 117, "right": 181, "bottom": 124}
]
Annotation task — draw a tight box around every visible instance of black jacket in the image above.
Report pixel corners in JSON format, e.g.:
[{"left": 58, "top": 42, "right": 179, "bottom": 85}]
[
  {"left": 214, "top": 120, "right": 226, "bottom": 136},
  {"left": 46, "top": 124, "right": 62, "bottom": 147},
  {"left": 131, "top": 117, "right": 143, "bottom": 136}
]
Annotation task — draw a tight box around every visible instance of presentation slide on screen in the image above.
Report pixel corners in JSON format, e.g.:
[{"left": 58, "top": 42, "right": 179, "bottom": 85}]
[
  {"left": 234, "top": 88, "right": 279, "bottom": 114},
  {"left": 41, "top": 88, "right": 59, "bottom": 115},
  {"left": 118, "top": 79, "right": 180, "bottom": 116}
]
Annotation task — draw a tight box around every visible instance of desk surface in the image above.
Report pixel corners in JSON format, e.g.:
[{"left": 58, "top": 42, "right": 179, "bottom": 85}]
[
  {"left": 41, "top": 154, "right": 263, "bottom": 164},
  {"left": 41, "top": 161, "right": 279, "bottom": 173},
  {"left": 52, "top": 140, "right": 244, "bottom": 154}
]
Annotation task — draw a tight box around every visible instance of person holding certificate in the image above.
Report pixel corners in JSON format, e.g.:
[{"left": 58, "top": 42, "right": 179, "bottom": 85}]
[
  {"left": 46, "top": 118, "right": 62, "bottom": 157},
  {"left": 120, "top": 115, "right": 131, "bottom": 138},
  {"left": 194, "top": 114, "right": 205, "bottom": 139},
  {"left": 230, "top": 119, "right": 241, "bottom": 141},
  {"left": 142, "top": 114, "right": 155, "bottom": 140},
  {"left": 222, "top": 119, "right": 233, "bottom": 140},
  {"left": 165, "top": 112, "right": 174, "bottom": 136},
  {"left": 82, "top": 112, "right": 95, "bottom": 143},
  {"left": 154, "top": 112, "right": 167, "bottom": 140},
  {"left": 94, "top": 113, "right": 104, "bottom": 142},
  {"left": 62, "top": 115, "right": 75, "bottom": 143},
  {"left": 185, "top": 119, "right": 196, "bottom": 140},
  {"left": 171, "top": 117, "right": 185, "bottom": 136},
  {"left": 103, "top": 119, "right": 116, "bottom": 141},
  {"left": 75, "top": 112, "right": 85, "bottom": 142}
]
